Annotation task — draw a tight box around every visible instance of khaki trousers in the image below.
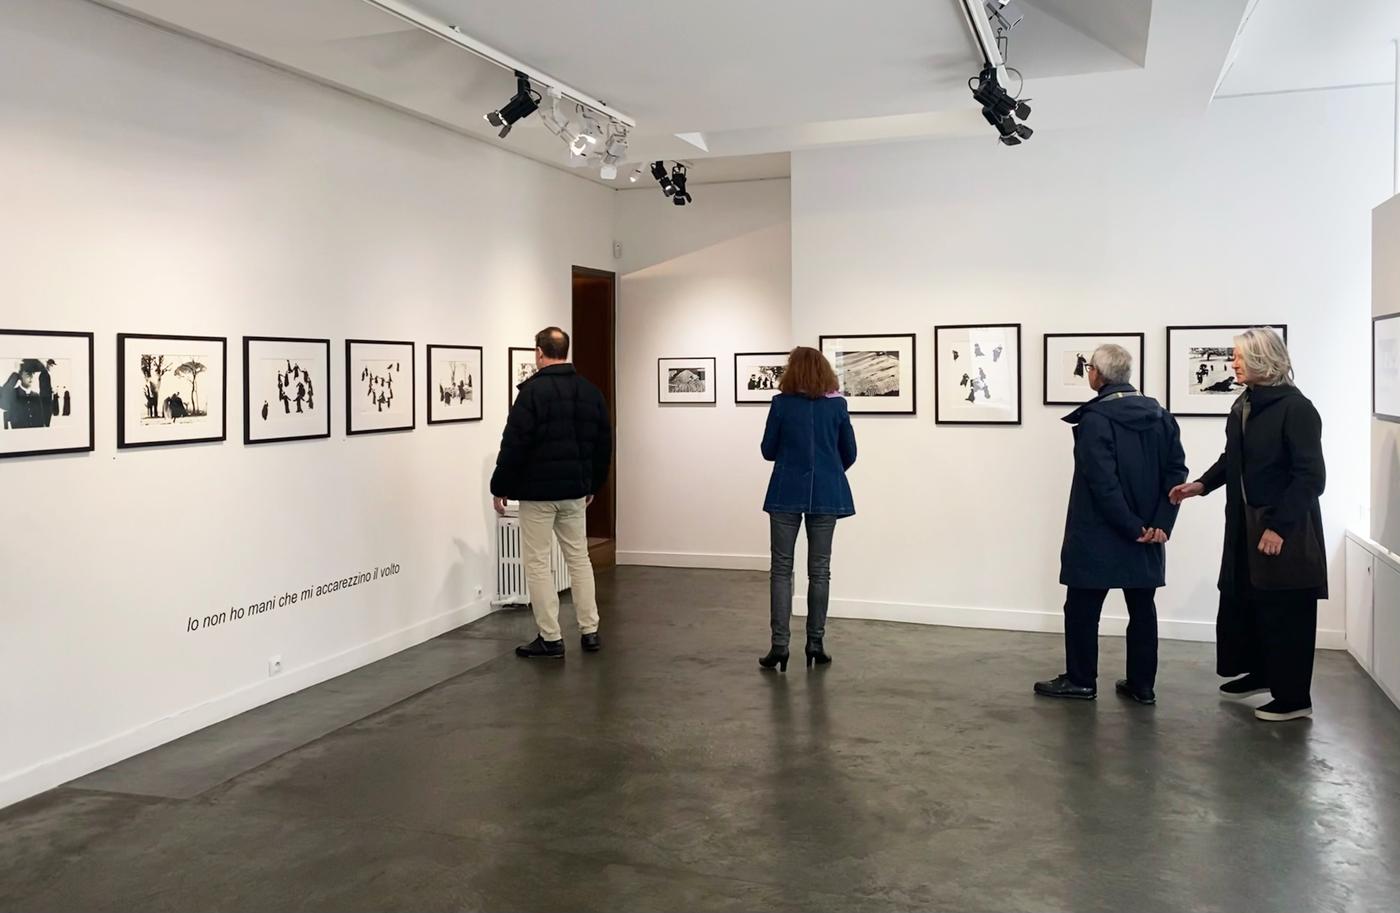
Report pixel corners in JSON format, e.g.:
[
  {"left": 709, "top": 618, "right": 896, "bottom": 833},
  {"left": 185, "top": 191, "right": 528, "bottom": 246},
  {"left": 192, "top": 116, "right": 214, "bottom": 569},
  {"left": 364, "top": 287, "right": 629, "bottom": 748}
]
[{"left": 518, "top": 498, "right": 599, "bottom": 642}]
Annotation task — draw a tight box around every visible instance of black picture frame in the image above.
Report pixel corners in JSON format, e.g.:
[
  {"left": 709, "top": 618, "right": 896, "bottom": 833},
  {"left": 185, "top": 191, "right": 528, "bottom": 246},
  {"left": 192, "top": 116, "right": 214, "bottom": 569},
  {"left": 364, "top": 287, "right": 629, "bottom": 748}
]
[
  {"left": 818, "top": 333, "right": 918, "bottom": 416},
  {"left": 345, "top": 339, "right": 415, "bottom": 436},
  {"left": 1165, "top": 325, "right": 1289, "bottom": 417},
  {"left": 734, "top": 351, "right": 789, "bottom": 405},
  {"left": 117, "top": 333, "right": 228, "bottom": 449},
  {"left": 934, "top": 324, "right": 1022, "bottom": 426},
  {"left": 0, "top": 328, "right": 95, "bottom": 459},
  {"left": 1375, "top": 312, "right": 1400, "bottom": 424},
  {"left": 658, "top": 356, "right": 718, "bottom": 405},
  {"left": 1042, "top": 332, "right": 1146, "bottom": 406},
  {"left": 508, "top": 347, "right": 536, "bottom": 409},
  {"left": 242, "top": 336, "right": 332, "bottom": 446},
  {"left": 426, "top": 344, "right": 484, "bottom": 425}
]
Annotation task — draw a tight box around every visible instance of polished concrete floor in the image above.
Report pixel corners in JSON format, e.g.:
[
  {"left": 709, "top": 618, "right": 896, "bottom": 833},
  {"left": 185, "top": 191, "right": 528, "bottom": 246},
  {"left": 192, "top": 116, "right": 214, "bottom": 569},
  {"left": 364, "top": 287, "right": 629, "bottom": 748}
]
[{"left": 4, "top": 566, "right": 1400, "bottom": 913}]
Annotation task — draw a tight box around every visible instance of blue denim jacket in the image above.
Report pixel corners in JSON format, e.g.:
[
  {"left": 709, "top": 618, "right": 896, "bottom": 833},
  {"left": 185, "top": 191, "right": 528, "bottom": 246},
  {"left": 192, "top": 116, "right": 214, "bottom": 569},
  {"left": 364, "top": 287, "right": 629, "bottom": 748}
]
[{"left": 761, "top": 394, "right": 857, "bottom": 517}]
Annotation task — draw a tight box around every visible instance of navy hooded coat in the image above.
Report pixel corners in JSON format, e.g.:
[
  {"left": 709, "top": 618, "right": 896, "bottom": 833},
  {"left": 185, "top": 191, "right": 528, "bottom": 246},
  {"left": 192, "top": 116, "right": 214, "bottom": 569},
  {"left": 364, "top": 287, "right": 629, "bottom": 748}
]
[{"left": 1060, "top": 383, "right": 1189, "bottom": 590}]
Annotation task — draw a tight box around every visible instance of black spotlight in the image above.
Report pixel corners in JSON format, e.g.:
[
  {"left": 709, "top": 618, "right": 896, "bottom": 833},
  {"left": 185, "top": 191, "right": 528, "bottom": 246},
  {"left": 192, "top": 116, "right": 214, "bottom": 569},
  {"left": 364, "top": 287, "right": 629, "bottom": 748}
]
[
  {"left": 670, "top": 164, "right": 692, "bottom": 206},
  {"left": 484, "top": 71, "right": 540, "bottom": 139},
  {"left": 970, "top": 65, "right": 1032, "bottom": 147},
  {"left": 651, "top": 160, "right": 676, "bottom": 196}
]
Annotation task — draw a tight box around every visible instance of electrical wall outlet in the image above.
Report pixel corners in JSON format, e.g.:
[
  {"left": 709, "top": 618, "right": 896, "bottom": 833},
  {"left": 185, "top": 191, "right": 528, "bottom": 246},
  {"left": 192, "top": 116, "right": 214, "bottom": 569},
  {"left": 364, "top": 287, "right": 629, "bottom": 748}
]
[{"left": 268, "top": 655, "right": 283, "bottom": 677}]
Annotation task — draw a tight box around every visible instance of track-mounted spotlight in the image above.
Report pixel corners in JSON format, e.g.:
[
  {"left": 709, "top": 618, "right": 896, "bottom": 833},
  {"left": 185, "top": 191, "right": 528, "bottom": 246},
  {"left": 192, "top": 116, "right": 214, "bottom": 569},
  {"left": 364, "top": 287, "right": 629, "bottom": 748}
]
[{"left": 484, "top": 71, "right": 540, "bottom": 139}]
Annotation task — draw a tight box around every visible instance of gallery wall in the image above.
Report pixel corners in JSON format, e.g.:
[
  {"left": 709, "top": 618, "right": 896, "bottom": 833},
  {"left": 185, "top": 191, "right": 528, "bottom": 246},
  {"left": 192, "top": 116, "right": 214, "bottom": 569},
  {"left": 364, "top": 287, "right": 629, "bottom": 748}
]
[
  {"left": 614, "top": 180, "right": 793, "bottom": 568},
  {"left": 789, "top": 87, "right": 1393, "bottom": 644},
  {"left": 1374, "top": 194, "right": 1400, "bottom": 555},
  {"left": 0, "top": 0, "right": 613, "bottom": 807}
]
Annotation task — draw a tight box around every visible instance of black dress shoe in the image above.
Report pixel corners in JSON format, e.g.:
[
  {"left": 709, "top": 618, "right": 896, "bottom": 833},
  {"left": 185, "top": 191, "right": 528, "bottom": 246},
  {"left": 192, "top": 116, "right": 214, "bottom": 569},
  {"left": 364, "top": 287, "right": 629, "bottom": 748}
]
[
  {"left": 1220, "top": 673, "right": 1268, "bottom": 697},
  {"left": 1115, "top": 679, "right": 1156, "bottom": 705},
  {"left": 1255, "top": 700, "right": 1312, "bottom": 722},
  {"left": 1034, "top": 674, "right": 1096, "bottom": 700},
  {"left": 581, "top": 632, "right": 601, "bottom": 653},
  {"left": 515, "top": 635, "right": 565, "bottom": 659}
]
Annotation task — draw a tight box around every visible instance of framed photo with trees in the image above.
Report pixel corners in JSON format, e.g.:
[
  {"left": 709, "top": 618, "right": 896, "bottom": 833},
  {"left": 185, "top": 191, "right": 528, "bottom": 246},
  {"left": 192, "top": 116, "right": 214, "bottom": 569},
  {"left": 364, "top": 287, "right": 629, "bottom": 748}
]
[
  {"left": 1166, "top": 325, "right": 1288, "bottom": 417},
  {"left": 117, "top": 333, "right": 227, "bottom": 449},
  {"left": 427, "top": 344, "right": 483, "bottom": 424}
]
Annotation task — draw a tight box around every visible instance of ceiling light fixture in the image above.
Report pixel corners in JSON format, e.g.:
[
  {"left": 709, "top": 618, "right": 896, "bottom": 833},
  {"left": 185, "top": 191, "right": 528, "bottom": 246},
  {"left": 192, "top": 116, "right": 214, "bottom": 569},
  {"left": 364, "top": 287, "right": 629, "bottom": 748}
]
[
  {"left": 669, "top": 164, "right": 692, "bottom": 206},
  {"left": 958, "top": 0, "right": 1035, "bottom": 146},
  {"left": 483, "top": 71, "right": 540, "bottom": 139}
]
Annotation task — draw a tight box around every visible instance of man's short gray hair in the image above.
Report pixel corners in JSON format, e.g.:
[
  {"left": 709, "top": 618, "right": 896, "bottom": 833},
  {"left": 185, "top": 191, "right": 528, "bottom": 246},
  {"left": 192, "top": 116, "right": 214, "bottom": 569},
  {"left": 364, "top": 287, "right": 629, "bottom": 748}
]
[
  {"left": 1090, "top": 344, "right": 1134, "bottom": 385},
  {"left": 1233, "top": 327, "right": 1294, "bottom": 386}
]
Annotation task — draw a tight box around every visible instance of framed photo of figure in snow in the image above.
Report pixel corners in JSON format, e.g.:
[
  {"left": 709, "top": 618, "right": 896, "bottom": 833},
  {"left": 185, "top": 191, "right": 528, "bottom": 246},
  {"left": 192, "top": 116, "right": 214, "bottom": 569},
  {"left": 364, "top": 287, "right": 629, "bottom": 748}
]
[
  {"left": 508, "top": 347, "right": 537, "bottom": 408},
  {"left": 1166, "top": 325, "right": 1288, "bottom": 417},
  {"left": 346, "top": 339, "right": 414, "bottom": 435},
  {"left": 934, "top": 324, "right": 1022, "bottom": 425},
  {"left": 1043, "top": 333, "right": 1145, "bottom": 406},
  {"left": 658, "top": 357, "right": 717, "bottom": 405},
  {"left": 243, "top": 336, "right": 331, "bottom": 445},
  {"left": 117, "top": 333, "right": 227, "bottom": 449},
  {"left": 734, "top": 352, "right": 789, "bottom": 404},
  {"left": 0, "top": 329, "right": 94, "bottom": 459},
  {"left": 427, "top": 344, "right": 483, "bottom": 424}
]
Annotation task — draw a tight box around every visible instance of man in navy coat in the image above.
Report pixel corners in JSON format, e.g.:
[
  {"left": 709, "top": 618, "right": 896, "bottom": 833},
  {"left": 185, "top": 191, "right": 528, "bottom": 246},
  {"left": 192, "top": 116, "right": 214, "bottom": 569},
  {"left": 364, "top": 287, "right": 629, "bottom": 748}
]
[{"left": 1035, "top": 344, "right": 1188, "bottom": 704}]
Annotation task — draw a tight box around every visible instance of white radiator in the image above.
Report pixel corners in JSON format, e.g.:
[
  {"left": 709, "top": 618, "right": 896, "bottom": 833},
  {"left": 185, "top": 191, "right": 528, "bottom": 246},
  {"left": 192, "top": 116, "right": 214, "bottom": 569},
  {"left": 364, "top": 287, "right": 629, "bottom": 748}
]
[{"left": 494, "top": 509, "right": 571, "bottom": 606}]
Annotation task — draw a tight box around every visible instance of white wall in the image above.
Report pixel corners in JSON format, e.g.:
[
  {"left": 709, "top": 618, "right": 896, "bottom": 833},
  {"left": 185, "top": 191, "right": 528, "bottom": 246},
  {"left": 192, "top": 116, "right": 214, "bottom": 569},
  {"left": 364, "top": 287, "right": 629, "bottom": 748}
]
[
  {"left": 615, "top": 180, "right": 792, "bottom": 567},
  {"left": 1373, "top": 195, "right": 1400, "bottom": 554},
  {"left": 790, "top": 88, "right": 1393, "bottom": 644},
  {"left": 0, "top": 0, "right": 613, "bottom": 807}
]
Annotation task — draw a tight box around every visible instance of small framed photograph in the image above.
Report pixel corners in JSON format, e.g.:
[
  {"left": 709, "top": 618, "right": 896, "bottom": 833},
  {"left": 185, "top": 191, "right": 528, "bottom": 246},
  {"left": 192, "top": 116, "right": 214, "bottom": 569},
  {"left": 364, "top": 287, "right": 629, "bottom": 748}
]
[
  {"left": 1166, "top": 325, "right": 1288, "bottom": 417},
  {"left": 934, "top": 324, "right": 1022, "bottom": 425},
  {"left": 118, "top": 333, "right": 227, "bottom": 449},
  {"left": 1043, "top": 333, "right": 1145, "bottom": 406},
  {"left": 1375, "top": 313, "right": 1400, "bottom": 423},
  {"left": 658, "top": 357, "right": 717, "bottom": 404},
  {"left": 0, "top": 329, "right": 95, "bottom": 459},
  {"left": 427, "top": 345, "right": 483, "bottom": 424},
  {"left": 243, "top": 336, "right": 331, "bottom": 445},
  {"left": 818, "top": 334, "right": 917, "bottom": 415},
  {"left": 508, "top": 347, "right": 537, "bottom": 407},
  {"left": 346, "top": 339, "right": 414, "bottom": 435},
  {"left": 734, "top": 351, "right": 788, "bottom": 404}
]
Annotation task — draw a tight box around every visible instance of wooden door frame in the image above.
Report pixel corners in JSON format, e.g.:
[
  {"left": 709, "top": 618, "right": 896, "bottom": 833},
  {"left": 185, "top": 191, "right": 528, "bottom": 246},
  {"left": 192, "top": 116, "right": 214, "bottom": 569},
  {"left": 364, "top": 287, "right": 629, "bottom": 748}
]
[{"left": 572, "top": 265, "right": 617, "bottom": 541}]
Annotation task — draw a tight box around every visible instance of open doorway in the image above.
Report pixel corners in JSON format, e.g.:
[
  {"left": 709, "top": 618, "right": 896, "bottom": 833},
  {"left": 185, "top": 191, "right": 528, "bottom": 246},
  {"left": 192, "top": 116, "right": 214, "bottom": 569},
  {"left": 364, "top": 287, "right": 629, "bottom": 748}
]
[{"left": 571, "top": 265, "right": 617, "bottom": 568}]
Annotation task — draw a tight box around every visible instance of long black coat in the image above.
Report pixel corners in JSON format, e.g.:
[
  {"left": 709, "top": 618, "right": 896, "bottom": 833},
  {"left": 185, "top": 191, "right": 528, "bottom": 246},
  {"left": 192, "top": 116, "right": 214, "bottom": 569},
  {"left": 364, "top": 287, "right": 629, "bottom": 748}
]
[
  {"left": 1060, "top": 384, "right": 1189, "bottom": 590},
  {"left": 490, "top": 364, "right": 613, "bottom": 502},
  {"left": 1197, "top": 383, "right": 1327, "bottom": 598}
]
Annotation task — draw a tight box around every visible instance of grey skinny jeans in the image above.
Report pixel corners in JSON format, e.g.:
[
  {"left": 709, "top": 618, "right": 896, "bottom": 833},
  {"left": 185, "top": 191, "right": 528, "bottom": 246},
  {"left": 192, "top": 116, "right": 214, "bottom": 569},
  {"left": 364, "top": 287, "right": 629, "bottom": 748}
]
[{"left": 769, "top": 512, "right": 838, "bottom": 648}]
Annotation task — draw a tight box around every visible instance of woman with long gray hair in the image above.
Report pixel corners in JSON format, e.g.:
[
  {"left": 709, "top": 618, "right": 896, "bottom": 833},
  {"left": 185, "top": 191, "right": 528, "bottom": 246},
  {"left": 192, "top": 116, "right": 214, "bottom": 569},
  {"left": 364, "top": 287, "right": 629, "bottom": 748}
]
[{"left": 1171, "top": 327, "right": 1326, "bottom": 721}]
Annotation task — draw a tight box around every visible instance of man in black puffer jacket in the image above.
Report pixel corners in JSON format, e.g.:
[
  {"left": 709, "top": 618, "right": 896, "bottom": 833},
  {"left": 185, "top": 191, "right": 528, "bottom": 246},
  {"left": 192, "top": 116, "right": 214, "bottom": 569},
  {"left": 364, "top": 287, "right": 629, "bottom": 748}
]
[{"left": 491, "top": 327, "right": 612, "bottom": 659}]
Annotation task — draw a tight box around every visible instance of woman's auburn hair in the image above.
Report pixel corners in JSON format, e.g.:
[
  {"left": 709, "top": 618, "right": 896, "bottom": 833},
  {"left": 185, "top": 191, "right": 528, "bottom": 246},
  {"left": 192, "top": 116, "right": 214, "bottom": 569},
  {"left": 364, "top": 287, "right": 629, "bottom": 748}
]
[{"left": 779, "top": 346, "right": 839, "bottom": 398}]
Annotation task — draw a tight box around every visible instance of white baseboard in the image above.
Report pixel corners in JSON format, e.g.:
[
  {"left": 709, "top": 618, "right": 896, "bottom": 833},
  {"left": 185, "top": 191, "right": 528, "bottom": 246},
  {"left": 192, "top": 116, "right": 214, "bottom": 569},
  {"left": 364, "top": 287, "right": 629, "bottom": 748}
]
[
  {"left": 616, "top": 550, "right": 768, "bottom": 571},
  {"left": 0, "top": 598, "right": 495, "bottom": 812},
  {"left": 794, "top": 596, "right": 1347, "bottom": 649}
]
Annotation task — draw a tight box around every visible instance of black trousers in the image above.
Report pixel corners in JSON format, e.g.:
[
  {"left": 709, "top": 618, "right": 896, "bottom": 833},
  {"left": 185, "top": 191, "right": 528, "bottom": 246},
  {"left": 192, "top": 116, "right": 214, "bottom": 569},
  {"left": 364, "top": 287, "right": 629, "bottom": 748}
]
[
  {"left": 1064, "top": 587, "right": 1158, "bottom": 690},
  {"left": 1217, "top": 590, "right": 1317, "bottom": 706}
]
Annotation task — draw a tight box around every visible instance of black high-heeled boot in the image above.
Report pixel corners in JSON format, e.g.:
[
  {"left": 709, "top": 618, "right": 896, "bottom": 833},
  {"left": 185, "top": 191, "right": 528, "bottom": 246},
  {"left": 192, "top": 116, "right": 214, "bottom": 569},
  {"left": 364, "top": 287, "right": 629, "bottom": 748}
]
[
  {"left": 805, "top": 639, "right": 832, "bottom": 667},
  {"left": 759, "top": 646, "right": 790, "bottom": 672}
]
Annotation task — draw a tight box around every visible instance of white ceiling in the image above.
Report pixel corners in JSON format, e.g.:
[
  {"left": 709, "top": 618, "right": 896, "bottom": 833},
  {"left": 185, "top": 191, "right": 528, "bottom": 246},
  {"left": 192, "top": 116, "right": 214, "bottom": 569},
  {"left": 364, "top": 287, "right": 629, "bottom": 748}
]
[
  {"left": 91, "top": 0, "right": 1260, "bottom": 186},
  {"left": 1217, "top": 0, "right": 1400, "bottom": 97}
]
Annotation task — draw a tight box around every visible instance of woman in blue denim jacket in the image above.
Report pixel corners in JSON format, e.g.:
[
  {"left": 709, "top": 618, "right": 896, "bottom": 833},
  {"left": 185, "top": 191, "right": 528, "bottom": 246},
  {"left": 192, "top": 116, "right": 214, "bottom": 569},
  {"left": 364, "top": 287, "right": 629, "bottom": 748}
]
[{"left": 758, "top": 346, "right": 857, "bottom": 671}]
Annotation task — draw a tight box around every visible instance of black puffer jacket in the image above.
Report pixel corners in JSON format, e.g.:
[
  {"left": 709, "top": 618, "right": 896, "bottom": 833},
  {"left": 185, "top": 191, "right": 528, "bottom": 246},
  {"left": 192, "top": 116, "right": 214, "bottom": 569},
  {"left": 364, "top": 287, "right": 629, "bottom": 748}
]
[{"left": 490, "top": 364, "right": 612, "bottom": 502}]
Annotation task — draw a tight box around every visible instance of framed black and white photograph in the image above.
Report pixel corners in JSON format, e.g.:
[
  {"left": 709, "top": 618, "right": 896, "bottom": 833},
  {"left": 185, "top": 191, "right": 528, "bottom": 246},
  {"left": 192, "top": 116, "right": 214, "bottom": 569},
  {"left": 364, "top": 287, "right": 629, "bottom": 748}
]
[
  {"left": 1043, "top": 333, "right": 1145, "bottom": 406},
  {"left": 243, "top": 336, "right": 330, "bottom": 445},
  {"left": 1166, "top": 325, "right": 1288, "bottom": 417},
  {"left": 658, "top": 357, "right": 717, "bottom": 405},
  {"left": 508, "top": 346, "right": 537, "bottom": 407},
  {"left": 427, "top": 344, "right": 483, "bottom": 424},
  {"left": 117, "top": 333, "right": 227, "bottom": 449},
  {"left": 0, "top": 329, "right": 94, "bottom": 459},
  {"left": 818, "top": 334, "right": 916, "bottom": 415},
  {"left": 934, "top": 324, "right": 1022, "bottom": 425},
  {"left": 1375, "top": 313, "right": 1400, "bottom": 423},
  {"left": 734, "top": 351, "right": 789, "bottom": 404},
  {"left": 346, "top": 339, "right": 414, "bottom": 435}
]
